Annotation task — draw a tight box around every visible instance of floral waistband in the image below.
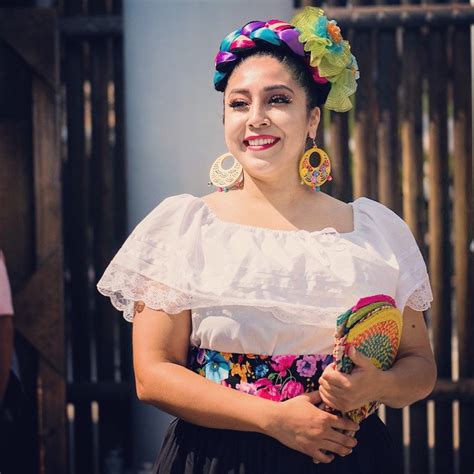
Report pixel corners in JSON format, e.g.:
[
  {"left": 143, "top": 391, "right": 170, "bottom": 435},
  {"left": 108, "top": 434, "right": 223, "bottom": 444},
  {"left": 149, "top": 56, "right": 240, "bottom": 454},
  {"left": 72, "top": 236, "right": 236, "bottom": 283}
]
[{"left": 186, "top": 345, "right": 334, "bottom": 402}]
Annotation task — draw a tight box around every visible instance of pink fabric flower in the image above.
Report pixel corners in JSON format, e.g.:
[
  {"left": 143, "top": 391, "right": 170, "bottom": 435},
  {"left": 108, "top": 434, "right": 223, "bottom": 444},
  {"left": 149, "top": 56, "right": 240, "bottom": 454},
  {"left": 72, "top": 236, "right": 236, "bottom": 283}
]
[
  {"left": 254, "top": 378, "right": 281, "bottom": 401},
  {"left": 270, "top": 355, "right": 297, "bottom": 376},
  {"left": 281, "top": 381, "right": 305, "bottom": 400},
  {"left": 236, "top": 382, "right": 257, "bottom": 395}
]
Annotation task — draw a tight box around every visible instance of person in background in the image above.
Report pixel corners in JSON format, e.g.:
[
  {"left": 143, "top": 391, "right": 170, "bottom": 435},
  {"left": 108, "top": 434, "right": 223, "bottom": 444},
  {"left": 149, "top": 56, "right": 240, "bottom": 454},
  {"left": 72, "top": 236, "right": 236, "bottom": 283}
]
[
  {"left": 0, "top": 249, "right": 22, "bottom": 474},
  {"left": 0, "top": 250, "right": 14, "bottom": 405}
]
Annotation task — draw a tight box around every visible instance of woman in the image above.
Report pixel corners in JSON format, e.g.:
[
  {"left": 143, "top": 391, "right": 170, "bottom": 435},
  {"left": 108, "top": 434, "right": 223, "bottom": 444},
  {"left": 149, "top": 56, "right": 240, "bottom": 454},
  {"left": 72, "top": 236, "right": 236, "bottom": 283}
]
[{"left": 97, "top": 7, "right": 437, "bottom": 473}]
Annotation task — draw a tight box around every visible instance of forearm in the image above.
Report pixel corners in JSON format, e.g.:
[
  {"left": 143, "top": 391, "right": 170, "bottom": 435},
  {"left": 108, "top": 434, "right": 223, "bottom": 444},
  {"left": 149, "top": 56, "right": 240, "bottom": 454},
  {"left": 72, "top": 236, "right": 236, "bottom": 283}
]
[
  {"left": 137, "top": 362, "right": 279, "bottom": 434},
  {"left": 378, "top": 354, "right": 437, "bottom": 409}
]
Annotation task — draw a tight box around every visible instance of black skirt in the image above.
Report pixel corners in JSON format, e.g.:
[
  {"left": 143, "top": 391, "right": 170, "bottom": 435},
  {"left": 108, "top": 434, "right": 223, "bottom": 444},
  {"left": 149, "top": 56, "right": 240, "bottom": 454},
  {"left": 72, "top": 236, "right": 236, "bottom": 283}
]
[{"left": 152, "top": 412, "right": 400, "bottom": 474}]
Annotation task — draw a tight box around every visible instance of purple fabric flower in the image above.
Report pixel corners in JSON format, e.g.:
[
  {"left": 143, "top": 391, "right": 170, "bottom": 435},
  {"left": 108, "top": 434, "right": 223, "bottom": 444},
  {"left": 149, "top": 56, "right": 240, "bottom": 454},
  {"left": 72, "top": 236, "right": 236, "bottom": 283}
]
[
  {"left": 296, "top": 355, "right": 318, "bottom": 377},
  {"left": 196, "top": 348, "right": 206, "bottom": 365},
  {"left": 321, "top": 354, "right": 334, "bottom": 371}
]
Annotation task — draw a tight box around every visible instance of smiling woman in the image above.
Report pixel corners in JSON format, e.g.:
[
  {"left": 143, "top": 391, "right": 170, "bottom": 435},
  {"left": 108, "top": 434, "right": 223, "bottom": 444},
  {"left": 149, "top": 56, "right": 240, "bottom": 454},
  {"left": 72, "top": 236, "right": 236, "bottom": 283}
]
[{"left": 96, "top": 6, "right": 436, "bottom": 474}]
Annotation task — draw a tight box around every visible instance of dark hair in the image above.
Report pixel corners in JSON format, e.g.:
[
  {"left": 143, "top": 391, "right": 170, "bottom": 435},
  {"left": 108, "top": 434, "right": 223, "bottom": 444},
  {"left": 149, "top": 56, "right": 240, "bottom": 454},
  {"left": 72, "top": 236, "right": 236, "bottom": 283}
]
[{"left": 222, "top": 47, "right": 331, "bottom": 117}]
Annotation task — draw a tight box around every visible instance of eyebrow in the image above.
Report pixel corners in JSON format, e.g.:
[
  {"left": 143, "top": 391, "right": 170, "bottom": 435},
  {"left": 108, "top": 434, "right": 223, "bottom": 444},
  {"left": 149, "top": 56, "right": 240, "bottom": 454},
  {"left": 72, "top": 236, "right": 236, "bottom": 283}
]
[{"left": 228, "top": 84, "right": 295, "bottom": 95}]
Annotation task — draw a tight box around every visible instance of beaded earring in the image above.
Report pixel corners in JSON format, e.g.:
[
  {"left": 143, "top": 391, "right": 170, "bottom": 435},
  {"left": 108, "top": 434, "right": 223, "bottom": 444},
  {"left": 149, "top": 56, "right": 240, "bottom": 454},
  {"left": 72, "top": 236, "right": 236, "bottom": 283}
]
[
  {"left": 208, "top": 152, "right": 244, "bottom": 192},
  {"left": 298, "top": 138, "right": 332, "bottom": 192}
]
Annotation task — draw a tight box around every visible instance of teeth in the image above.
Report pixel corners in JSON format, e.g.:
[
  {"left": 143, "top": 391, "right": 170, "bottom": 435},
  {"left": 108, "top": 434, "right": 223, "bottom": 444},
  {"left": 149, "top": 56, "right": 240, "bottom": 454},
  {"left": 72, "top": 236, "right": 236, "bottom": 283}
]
[{"left": 247, "top": 138, "right": 277, "bottom": 146}]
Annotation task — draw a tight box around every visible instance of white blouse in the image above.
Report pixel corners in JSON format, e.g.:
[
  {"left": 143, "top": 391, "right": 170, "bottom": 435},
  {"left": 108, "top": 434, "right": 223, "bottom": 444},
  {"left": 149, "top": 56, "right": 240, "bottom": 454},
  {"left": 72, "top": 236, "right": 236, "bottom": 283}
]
[{"left": 96, "top": 193, "right": 433, "bottom": 355}]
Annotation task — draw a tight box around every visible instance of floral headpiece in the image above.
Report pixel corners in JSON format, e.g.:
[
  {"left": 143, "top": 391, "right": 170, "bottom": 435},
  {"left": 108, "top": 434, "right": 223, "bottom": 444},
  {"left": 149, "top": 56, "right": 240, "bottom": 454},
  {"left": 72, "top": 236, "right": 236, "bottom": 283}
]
[{"left": 213, "top": 6, "right": 359, "bottom": 113}]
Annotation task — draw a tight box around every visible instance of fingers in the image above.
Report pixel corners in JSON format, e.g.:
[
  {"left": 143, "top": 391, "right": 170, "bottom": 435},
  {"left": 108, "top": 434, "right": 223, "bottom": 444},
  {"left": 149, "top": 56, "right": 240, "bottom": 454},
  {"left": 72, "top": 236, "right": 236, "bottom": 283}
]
[
  {"left": 306, "top": 390, "right": 322, "bottom": 404},
  {"left": 311, "top": 448, "right": 335, "bottom": 464},
  {"left": 326, "top": 430, "right": 359, "bottom": 451},
  {"left": 319, "top": 439, "right": 355, "bottom": 457},
  {"left": 329, "top": 413, "right": 360, "bottom": 433}
]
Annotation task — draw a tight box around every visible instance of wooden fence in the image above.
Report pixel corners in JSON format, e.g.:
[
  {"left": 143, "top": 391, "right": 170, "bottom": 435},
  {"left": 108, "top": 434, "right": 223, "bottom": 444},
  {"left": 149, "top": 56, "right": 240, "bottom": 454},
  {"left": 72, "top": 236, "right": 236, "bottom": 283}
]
[
  {"left": 300, "top": 0, "right": 474, "bottom": 473},
  {"left": 0, "top": 7, "right": 65, "bottom": 473},
  {"left": 58, "top": 0, "right": 130, "bottom": 473}
]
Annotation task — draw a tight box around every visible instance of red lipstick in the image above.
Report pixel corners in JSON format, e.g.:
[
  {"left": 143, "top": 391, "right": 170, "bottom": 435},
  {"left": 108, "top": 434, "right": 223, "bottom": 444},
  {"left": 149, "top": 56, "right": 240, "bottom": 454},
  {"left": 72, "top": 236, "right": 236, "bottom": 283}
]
[{"left": 243, "top": 135, "right": 280, "bottom": 151}]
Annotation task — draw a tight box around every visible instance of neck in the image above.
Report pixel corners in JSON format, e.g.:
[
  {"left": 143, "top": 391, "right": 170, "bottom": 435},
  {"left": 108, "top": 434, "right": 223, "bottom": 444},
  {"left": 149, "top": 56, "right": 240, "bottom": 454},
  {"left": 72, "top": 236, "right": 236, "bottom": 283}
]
[{"left": 235, "top": 170, "right": 323, "bottom": 211}]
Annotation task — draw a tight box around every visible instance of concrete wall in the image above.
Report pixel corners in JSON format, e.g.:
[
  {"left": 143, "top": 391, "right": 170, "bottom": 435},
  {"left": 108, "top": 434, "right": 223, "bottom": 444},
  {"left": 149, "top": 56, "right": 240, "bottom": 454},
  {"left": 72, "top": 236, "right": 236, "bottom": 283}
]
[{"left": 123, "top": 1, "right": 293, "bottom": 470}]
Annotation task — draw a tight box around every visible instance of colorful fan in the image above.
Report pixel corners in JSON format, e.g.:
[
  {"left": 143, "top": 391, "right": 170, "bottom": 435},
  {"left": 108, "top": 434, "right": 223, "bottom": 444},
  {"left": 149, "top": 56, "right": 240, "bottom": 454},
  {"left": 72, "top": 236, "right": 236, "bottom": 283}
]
[{"left": 318, "top": 294, "right": 403, "bottom": 434}]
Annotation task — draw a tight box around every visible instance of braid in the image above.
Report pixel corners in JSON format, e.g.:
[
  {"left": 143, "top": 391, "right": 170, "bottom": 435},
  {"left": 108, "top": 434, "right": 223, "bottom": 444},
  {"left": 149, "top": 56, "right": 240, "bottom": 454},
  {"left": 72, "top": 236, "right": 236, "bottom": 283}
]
[
  {"left": 213, "top": 8, "right": 360, "bottom": 113},
  {"left": 214, "top": 20, "right": 324, "bottom": 92}
]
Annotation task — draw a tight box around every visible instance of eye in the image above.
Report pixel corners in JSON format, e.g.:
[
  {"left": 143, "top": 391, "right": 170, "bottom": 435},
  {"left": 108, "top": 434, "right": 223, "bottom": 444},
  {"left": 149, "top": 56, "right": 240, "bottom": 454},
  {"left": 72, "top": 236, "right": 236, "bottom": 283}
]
[
  {"left": 269, "top": 94, "right": 292, "bottom": 104},
  {"left": 228, "top": 100, "right": 248, "bottom": 109}
]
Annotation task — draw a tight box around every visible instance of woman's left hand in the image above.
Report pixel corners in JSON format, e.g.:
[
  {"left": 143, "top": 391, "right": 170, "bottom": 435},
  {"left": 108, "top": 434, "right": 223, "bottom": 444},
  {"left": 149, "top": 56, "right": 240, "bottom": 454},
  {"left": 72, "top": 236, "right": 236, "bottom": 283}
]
[{"left": 317, "top": 345, "right": 385, "bottom": 413}]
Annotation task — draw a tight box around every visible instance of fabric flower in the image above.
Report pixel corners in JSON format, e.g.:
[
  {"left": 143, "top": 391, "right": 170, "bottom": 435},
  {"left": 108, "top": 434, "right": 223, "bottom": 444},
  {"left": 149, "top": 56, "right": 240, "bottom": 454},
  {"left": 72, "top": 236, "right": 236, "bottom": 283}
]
[
  {"left": 196, "top": 348, "right": 206, "bottom": 365},
  {"left": 270, "top": 355, "right": 297, "bottom": 376},
  {"left": 236, "top": 382, "right": 258, "bottom": 395},
  {"left": 203, "top": 351, "right": 230, "bottom": 383},
  {"left": 254, "top": 378, "right": 282, "bottom": 401},
  {"left": 290, "top": 6, "right": 359, "bottom": 112},
  {"left": 281, "top": 381, "right": 305, "bottom": 400},
  {"left": 320, "top": 354, "right": 334, "bottom": 371},
  {"left": 296, "top": 355, "right": 318, "bottom": 377},
  {"left": 231, "top": 362, "right": 250, "bottom": 383},
  {"left": 255, "top": 363, "right": 269, "bottom": 378}
]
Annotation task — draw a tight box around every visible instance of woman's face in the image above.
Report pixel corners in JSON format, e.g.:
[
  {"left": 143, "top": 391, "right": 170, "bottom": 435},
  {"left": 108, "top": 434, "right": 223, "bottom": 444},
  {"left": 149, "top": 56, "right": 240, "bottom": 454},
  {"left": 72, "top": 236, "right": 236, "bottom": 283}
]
[{"left": 223, "top": 55, "right": 320, "bottom": 183}]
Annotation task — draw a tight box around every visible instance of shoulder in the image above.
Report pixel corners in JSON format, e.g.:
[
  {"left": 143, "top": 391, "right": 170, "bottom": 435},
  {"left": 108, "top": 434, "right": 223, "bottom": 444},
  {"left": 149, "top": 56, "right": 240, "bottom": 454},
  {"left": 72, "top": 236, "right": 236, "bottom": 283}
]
[
  {"left": 199, "top": 192, "right": 219, "bottom": 210},
  {"left": 355, "top": 197, "right": 415, "bottom": 236},
  {"left": 355, "top": 197, "right": 426, "bottom": 266},
  {"left": 320, "top": 192, "right": 353, "bottom": 216},
  {"left": 132, "top": 193, "right": 200, "bottom": 233}
]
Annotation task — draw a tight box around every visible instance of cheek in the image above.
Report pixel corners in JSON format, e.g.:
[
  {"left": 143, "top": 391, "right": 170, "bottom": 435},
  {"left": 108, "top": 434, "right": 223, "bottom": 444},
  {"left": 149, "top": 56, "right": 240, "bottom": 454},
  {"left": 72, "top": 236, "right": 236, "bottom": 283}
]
[{"left": 223, "top": 114, "right": 243, "bottom": 141}]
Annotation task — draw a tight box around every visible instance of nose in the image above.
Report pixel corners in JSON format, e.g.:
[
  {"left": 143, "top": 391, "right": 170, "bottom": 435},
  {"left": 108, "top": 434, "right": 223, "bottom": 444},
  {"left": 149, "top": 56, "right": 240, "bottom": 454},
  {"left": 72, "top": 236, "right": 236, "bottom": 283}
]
[{"left": 248, "top": 102, "right": 270, "bottom": 128}]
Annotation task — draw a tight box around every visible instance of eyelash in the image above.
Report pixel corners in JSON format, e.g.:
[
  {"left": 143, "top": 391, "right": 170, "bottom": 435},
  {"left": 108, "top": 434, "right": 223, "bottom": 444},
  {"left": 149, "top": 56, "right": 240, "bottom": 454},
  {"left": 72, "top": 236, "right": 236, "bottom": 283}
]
[{"left": 228, "top": 95, "right": 292, "bottom": 109}]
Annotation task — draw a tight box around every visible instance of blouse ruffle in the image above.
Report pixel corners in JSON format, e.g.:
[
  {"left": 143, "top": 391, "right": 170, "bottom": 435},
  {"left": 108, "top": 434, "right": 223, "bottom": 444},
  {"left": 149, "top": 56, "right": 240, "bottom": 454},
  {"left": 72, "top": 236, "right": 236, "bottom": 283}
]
[{"left": 96, "top": 193, "right": 433, "bottom": 325}]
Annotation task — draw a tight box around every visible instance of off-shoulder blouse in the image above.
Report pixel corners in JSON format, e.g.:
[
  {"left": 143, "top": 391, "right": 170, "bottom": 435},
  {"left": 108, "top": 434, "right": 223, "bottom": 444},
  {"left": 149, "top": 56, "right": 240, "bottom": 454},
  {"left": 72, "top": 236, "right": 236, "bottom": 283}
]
[{"left": 97, "top": 193, "right": 433, "bottom": 355}]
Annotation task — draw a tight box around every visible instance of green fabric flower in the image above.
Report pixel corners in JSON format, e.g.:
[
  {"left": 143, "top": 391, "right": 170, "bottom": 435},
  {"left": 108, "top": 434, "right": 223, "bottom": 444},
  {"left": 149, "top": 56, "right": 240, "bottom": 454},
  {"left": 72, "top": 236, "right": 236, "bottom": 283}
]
[{"left": 290, "top": 6, "right": 359, "bottom": 112}]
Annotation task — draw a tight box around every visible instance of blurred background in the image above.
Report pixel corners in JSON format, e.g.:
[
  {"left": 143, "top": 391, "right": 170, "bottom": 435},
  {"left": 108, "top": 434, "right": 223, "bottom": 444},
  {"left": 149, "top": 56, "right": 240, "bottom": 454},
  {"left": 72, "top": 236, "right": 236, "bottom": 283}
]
[{"left": 0, "top": 0, "right": 472, "bottom": 473}]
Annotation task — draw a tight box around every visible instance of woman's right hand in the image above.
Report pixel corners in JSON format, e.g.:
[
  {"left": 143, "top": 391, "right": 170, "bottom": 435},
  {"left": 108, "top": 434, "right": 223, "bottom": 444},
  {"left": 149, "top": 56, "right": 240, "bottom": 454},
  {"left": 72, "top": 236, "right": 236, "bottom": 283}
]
[{"left": 264, "top": 390, "right": 360, "bottom": 463}]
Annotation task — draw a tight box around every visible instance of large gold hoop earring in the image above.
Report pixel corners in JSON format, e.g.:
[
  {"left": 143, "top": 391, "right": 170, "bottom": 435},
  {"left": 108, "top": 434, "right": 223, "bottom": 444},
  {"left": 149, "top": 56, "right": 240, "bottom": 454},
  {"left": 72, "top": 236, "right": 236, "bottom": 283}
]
[
  {"left": 298, "top": 139, "right": 332, "bottom": 192},
  {"left": 208, "top": 152, "right": 244, "bottom": 192}
]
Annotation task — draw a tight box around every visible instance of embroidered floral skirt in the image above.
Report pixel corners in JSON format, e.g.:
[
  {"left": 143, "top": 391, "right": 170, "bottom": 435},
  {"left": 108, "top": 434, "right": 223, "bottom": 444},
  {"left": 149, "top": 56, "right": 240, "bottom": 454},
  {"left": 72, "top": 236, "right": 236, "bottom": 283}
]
[{"left": 152, "top": 346, "right": 399, "bottom": 474}]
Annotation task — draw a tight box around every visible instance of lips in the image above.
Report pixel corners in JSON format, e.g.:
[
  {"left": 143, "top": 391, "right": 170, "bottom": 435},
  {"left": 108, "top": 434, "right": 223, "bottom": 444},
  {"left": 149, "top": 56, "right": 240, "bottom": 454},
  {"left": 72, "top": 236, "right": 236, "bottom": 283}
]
[{"left": 243, "top": 135, "right": 280, "bottom": 150}]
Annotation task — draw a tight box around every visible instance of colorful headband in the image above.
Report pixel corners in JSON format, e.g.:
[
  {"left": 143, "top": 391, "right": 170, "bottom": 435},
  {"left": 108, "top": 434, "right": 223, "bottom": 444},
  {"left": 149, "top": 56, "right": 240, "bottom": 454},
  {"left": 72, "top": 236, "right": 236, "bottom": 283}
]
[{"left": 213, "top": 7, "right": 359, "bottom": 113}]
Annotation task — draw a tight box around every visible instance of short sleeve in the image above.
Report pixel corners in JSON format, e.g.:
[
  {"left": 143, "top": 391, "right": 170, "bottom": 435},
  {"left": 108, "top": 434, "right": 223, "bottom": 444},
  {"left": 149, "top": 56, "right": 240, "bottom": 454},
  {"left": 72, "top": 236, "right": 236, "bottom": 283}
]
[
  {"left": 359, "top": 198, "right": 434, "bottom": 314},
  {"left": 96, "top": 194, "right": 198, "bottom": 322},
  {"left": 0, "top": 250, "right": 14, "bottom": 316}
]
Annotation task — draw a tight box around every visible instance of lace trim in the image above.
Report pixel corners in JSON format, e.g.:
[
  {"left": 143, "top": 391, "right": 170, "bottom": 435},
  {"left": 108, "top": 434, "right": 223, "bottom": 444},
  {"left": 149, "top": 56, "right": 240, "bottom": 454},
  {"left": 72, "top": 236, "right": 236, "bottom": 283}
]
[
  {"left": 405, "top": 274, "right": 433, "bottom": 312},
  {"left": 96, "top": 262, "right": 347, "bottom": 326},
  {"left": 98, "top": 262, "right": 434, "bottom": 325},
  {"left": 97, "top": 268, "right": 195, "bottom": 322}
]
